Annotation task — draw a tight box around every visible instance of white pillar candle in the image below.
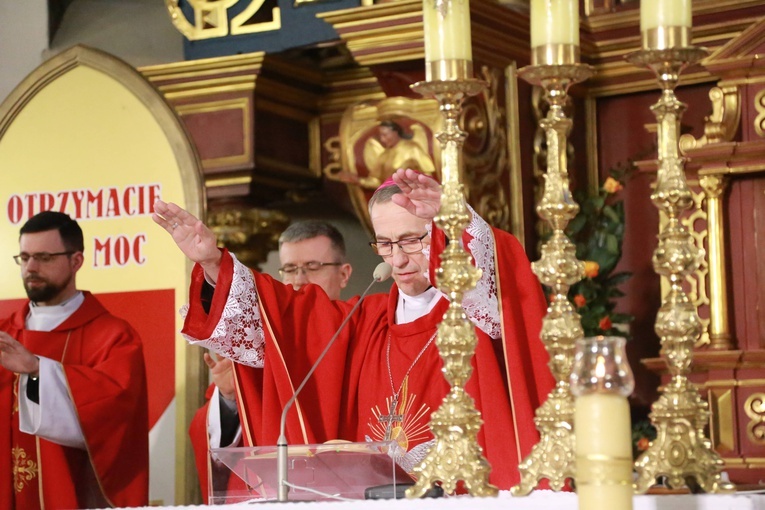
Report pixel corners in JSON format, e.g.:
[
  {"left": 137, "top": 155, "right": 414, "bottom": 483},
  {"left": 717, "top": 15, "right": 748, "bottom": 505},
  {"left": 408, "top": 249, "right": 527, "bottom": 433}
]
[
  {"left": 640, "top": 0, "right": 692, "bottom": 32},
  {"left": 423, "top": 0, "right": 472, "bottom": 62},
  {"left": 530, "top": 0, "right": 580, "bottom": 48},
  {"left": 575, "top": 393, "right": 634, "bottom": 510}
]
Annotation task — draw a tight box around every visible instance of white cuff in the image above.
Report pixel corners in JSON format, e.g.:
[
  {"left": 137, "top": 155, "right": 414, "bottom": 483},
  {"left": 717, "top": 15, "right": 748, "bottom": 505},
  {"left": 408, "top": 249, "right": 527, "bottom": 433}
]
[
  {"left": 18, "top": 357, "right": 86, "bottom": 449},
  {"left": 207, "top": 387, "right": 242, "bottom": 448}
]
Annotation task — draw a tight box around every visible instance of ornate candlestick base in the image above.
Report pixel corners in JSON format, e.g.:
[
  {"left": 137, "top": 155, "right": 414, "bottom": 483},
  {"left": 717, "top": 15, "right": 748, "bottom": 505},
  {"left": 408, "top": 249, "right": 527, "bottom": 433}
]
[
  {"left": 406, "top": 77, "right": 497, "bottom": 498},
  {"left": 627, "top": 47, "right": 734, "bottom": 494},
  {"left": 511, "top": 63, "right": 593, "bottom": 496}
]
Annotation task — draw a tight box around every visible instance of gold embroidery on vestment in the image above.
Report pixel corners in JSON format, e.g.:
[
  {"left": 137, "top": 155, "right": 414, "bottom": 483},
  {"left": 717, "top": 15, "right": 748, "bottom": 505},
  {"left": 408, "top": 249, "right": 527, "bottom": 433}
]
[
  {"left": 369, "top": 377, "right": 431, "bottom": 450},
  {"left": 12, "top": 373, "right": 19, "bottom": 414},
  {"left": 12, "top": 445, "right": 38, "bottom": 493}
]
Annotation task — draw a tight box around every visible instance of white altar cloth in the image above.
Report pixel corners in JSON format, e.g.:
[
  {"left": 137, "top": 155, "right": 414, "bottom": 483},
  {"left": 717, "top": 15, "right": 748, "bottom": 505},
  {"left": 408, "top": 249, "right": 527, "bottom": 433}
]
[{"left": 127, "top": 489, "right": 765, "bottom": 509}]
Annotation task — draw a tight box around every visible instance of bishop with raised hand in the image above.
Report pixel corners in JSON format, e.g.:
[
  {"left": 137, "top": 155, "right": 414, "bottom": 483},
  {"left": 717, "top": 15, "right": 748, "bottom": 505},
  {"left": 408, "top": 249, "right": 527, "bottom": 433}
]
[{"left": 153, "top": 168, "right": 553, "bottom": 488}]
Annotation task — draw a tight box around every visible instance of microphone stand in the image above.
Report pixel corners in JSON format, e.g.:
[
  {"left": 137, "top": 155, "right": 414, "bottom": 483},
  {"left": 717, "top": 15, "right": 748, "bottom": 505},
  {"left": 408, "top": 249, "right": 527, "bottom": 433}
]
[{"left": 276, "top": 263, "right": 391, "bottom": 502}]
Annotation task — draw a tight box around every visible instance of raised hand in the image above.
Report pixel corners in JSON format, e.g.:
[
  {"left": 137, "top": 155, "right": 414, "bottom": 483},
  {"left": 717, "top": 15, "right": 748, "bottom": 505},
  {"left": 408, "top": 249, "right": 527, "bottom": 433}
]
[
  {"left": 204, "top": 353, "right": 236, "bottom": 401},
  {"left": 0, "top": 332, "right": 39, "bottom": 375},
  {"left": 152, "top": 199, "right": 223, "bottom": 282},
  {"left": 390, "top": 168, "right": 442, "bottom": 221}
]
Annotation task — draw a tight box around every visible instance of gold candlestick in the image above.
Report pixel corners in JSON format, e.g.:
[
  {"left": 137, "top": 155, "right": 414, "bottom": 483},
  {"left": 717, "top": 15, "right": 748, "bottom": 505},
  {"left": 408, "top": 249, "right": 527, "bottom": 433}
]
[
  {"left": 626, "top": 46, "right": 734, "bottom": 494},
  {"left": 511, "top": 62, "right": 593, "bottom": 495},
  {"left": 407, "top": 62, "right": 496, "bottom": 498}
]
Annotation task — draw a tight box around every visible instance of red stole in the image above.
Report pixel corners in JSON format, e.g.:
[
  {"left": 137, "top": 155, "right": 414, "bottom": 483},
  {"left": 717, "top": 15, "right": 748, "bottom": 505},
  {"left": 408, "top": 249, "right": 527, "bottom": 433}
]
[{"left": 189, "top": 386, "right": 215, "bottom": 503}]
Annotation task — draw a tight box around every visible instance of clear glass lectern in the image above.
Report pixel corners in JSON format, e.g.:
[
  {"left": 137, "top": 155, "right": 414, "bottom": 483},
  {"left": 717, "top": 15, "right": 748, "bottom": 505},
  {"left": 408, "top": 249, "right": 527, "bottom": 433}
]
[{"left": 209, "top": 441, "right": 412, "bottom": 504}]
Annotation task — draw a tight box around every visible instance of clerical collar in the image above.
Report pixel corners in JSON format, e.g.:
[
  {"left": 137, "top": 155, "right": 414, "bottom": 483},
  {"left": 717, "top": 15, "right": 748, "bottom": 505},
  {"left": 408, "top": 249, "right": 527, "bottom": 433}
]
[
  {"left": 395, "top": 286, "right": 444, "bottom": 324},
  {"left": 27, "top": 291, "right": 85, "bottom": 332}
]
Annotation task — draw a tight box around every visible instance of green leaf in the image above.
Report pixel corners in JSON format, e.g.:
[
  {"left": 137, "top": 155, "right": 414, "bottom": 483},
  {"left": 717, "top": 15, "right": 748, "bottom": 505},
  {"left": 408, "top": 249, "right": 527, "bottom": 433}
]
[
  {"left": 606, "top": 272, "right": 632, "bottom": 286},
  {"left": 567, "top": 214, "right": 587, "bottom": 236},
  {"left": 602, "top": 205, "right": 621, "bottom": 223}
]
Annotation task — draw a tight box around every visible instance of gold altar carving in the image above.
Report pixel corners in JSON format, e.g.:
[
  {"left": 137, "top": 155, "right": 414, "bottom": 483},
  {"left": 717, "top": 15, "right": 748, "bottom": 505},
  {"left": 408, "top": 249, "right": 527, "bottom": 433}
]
[
  {"left": 406, "top": 72, "right": 497, "bottom": 498},
  {"left": 698, "top": 175, "right": 732, "bottom": 350},
  {"left": 331, "top": 71, "right": 516, "bottom": 235},
  {"left": 681, "top": 183, "right": 711, "bottom": 348},
  {"left": 744, "top": 393, "right": 765, "bottom": 445},
  {"left": 679, "top": 86, "right": 741, "bottom": 152},
  {"left": 333, "top": 97, "right": 442, "bottom": 233},
  {"left": 628, "top": 45, "right": 734, "bottom": 494},
  {"left": 755, "top": 88, "right": 765, "bottom": 138},
  {"left": 707, "top": 387, "right": 735, "bottom": 452},
  {"left": 323, "top": 135, "right": 343, "bottom": 178},
  {"left": 512, "top": 63, "right": 593, "bottom": 496},
  {"left": 165, "top": 0, "right": 281, "bottom": 40},
  {"left": 207, "top": 206, "right": 289, "bottom": 269},
  {"left": 461, "top": 66, "right": 512, "bottom": 232},
  {"left": 174, "top": 98, "right": 253, "bottom": 171}
]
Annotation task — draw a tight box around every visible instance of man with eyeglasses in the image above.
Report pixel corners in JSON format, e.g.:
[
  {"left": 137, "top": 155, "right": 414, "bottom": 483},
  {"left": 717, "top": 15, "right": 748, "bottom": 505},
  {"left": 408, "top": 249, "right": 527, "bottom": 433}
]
[
  {"left": 189, "top": 220, "right": 353, "bottom": 501},
  {"left": 154, "top": 168, "right": 553, "bottom": 490},
  {"left": 0, "top": 211, "right": 149, "bottom": 509}
]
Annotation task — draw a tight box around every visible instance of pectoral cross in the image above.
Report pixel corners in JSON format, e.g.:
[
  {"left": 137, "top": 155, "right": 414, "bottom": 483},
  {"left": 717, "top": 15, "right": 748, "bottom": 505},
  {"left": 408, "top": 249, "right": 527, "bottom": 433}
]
[{"left": 378, "top": 395, "right": 403, "bottom": 441}]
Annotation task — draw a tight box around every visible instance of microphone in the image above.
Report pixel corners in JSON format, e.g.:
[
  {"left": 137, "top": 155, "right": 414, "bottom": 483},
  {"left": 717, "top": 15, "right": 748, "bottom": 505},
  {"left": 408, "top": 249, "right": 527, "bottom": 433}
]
[{"left": 276, "top": 262, "right": 392, "bottom": 502}]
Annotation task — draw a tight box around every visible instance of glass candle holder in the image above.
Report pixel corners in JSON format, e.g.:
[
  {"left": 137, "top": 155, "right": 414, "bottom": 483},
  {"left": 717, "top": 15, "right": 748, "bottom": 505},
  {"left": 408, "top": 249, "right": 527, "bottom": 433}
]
[
  {"left": 571, "top": 336, "right": 635, "bottom": 397},
  {"left": 571, "top": 336, "right": 635, "bottom": 510}
]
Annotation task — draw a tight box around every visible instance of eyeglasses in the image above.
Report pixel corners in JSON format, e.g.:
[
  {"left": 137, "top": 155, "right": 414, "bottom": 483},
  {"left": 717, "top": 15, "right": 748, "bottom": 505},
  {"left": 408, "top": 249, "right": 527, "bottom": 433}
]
[
  {"left": 278, "top": 261, "right": 342, "bottom": 276},
  {"left": 369, "top": 233, "right": 428, "bottom": 257},
  {"left": 14, "top": 251, "right": 74, "bottom": 265}
]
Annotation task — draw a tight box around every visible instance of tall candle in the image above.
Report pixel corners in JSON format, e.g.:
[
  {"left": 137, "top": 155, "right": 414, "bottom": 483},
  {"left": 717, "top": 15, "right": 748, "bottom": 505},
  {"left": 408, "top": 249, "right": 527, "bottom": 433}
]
[
  {"left": 575, "top": 393, "right": 634, "bottom": 510},
  {"left": 640, "top": 0, "right": 692, "bottom": 32},
  {"left": 423, "top": 0, "right": 472, "bottom": 63},
  {"left": 530, "top": 0, "right": 580, "bottom": 48}
]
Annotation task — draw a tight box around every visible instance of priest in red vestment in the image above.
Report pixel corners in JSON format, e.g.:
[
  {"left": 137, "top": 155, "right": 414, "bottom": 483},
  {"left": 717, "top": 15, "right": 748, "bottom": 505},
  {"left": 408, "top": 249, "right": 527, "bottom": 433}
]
[
  {"left": 0, "top": 211, "right": 149, "bottom": 509},
  {"left": 188, "top": 220, "right": 353, "bottom": 502},
  {"left": 154, "top": 168, "right": 553, "bottom": 491}
]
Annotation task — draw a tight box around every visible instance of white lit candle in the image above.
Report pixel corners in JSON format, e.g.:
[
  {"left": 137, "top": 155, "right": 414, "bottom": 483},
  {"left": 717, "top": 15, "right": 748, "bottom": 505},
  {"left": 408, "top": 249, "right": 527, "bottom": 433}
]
[
  {"left": 640, "top": 0, "right": 691, "bottom": 49},
  {"left": 640, "top": 0, "right": 692, "bottom": 32},
  {"left": 575, "top": 393, "right": 634, "bottom": 510},
  {"left": 530, "top": 0, "right": 580, "bottom": 48},
  {"left": 423, "top": 0, "right": 472, "bottom": 63}
]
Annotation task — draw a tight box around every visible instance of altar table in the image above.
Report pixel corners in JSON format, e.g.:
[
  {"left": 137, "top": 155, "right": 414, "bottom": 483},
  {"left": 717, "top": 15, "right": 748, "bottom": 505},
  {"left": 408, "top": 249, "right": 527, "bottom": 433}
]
[{"left": 126, "top": 489, "right": 765, "bottom": 509}]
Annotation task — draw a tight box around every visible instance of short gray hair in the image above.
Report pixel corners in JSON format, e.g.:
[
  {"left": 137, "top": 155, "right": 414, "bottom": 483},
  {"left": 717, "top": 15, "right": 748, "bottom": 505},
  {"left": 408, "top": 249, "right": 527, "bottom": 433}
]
[
  {"left": 367, "top": 183, "right": 402, "bottom": 216},
  {"left": 279, "top": 221, "right": 346, "bottom": 262}
]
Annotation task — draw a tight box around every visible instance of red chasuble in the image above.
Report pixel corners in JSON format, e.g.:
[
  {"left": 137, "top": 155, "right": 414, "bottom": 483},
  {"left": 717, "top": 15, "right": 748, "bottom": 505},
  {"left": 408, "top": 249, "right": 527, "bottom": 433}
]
[
  {"left": 184, "top": 225, "right": 553, "bottom": 490},
  {"left": 0, "top": 292, "right": 149, "bottom": 509}
]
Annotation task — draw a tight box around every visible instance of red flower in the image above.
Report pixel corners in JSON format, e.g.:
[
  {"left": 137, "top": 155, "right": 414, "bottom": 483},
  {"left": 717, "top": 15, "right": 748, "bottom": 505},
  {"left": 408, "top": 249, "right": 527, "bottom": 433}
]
[
  {"left": 573, "top": 294, "right": 586, "bottom": 308},
  {"left": 637, "top": 437, "right": 650, "bottom": 451},
  {"left": 599, "top": 316, "right": 612, "bottom": 331}
]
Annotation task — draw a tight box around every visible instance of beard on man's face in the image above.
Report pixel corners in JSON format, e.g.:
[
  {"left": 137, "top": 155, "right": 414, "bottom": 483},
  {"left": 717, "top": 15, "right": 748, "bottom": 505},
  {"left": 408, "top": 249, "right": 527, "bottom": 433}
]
[{"left": 23, "top": 275, "right": 69, "bottom": 303}]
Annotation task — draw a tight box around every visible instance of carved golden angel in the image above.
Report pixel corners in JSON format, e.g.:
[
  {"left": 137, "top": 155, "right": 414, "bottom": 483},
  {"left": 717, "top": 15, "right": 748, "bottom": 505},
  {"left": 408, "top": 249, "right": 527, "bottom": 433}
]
[
  {"left": 356, "top": 120, "right": 436, "bottom": 189},
  {"left": 331, "top": 99, "right": 441, "bottom": 234}
]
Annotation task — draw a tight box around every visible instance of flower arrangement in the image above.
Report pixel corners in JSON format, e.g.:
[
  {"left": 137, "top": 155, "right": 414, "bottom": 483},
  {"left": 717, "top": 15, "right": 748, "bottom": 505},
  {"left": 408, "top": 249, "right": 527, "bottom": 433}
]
[
  {"left": 631, "top": 419, "right": 657, "bottom": 459},
  {"left": 565, "top": 162, "right": 635, "bottom": 338}
]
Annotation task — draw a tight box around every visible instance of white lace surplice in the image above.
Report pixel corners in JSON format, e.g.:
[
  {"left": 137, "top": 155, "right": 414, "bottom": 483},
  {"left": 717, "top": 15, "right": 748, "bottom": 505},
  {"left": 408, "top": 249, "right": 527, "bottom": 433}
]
[
  {"left": 462, "top": 207, "right": 502, "bottom": 339},
  {"left": 180, "top": 260, "right": 265, "bottom": 368}
]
